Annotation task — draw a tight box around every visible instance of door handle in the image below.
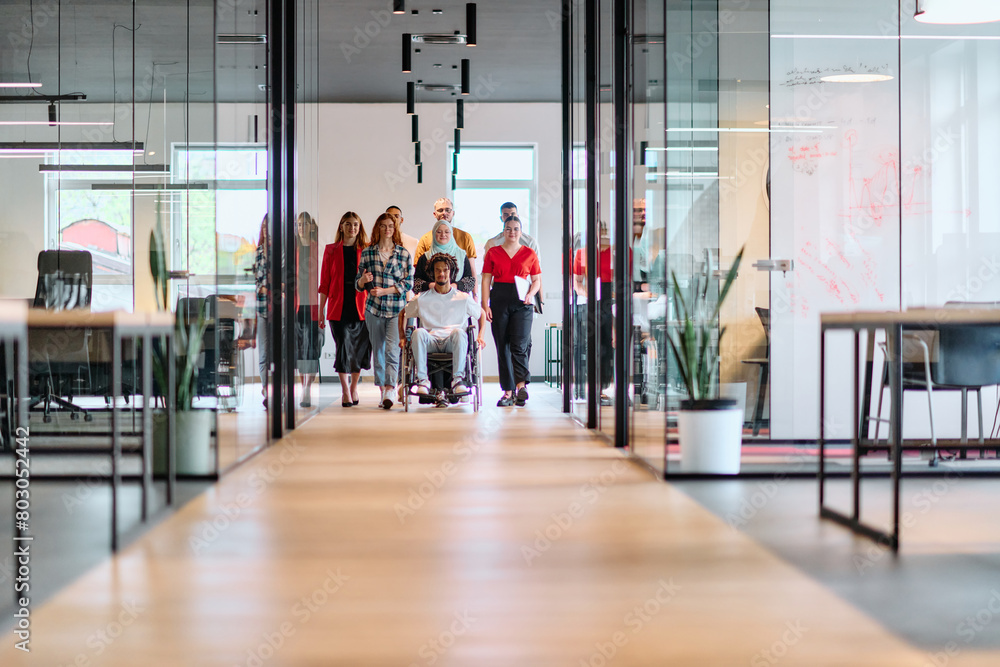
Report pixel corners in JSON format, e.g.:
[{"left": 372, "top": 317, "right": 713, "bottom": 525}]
[{"left": 752, "top": 259, "right": 794, "bottom": 272}]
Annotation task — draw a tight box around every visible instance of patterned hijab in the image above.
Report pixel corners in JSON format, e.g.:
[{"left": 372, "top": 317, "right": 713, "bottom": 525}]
[{"left": 430, "top": 220, "right": 466, "bottom": 280}]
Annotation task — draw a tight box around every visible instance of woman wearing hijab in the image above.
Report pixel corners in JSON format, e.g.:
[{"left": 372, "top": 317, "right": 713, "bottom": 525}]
[
  {"left": 413, "top": 220, "right": 475, "bottom": 294},
  {"left": 318, "top": 212, "right": 371, "bottom": 407}
]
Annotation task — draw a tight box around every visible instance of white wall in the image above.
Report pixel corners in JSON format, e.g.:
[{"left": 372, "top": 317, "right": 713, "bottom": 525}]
[
  {"left": 296, "top": 103, "right": 563, "bottom": 380},
  {"left": 0, "top": 101, "right": 565, "bottom": 379}
]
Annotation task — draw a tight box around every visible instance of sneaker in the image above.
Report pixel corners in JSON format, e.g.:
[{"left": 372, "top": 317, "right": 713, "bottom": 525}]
[
  {"left": 451, "top": 378, "right": 469, "bottom": 396},
  {"left": 381, "top": 389, "right": 394, "bottom": 410},
  {"left": 514, "top": 386, "right": 529, "bottom": 407},
  {"left": 414, "top": 379, "right": 431, "bottom": 395},
  {"left": 600, "top": 394, "right": 613, "bottom": 407},
  {"left": 497, "top": 394, "right": 514, "bottom": 407}
]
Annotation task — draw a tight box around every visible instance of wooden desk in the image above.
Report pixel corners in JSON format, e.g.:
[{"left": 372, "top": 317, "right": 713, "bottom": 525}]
[
  {"left": 819, "top": 308, "right": 1000, "bottom": 552},
  {"left": 26, "top": 309, "right": 175, "bottom": 551}
]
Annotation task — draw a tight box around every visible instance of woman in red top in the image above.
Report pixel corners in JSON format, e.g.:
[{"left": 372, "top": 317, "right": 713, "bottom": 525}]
[
  {"left": 573, "top": 222, "right": 614, "bottom": 405},
  {"left": 318, "top": 212, "right": 372, "bottom": 407},
  {"left": 481, "top": 216, "right": 542, "bottom": 407}
]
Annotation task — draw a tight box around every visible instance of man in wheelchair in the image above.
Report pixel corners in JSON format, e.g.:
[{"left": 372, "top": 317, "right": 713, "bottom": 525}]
[{"left": 399, "top": 252, "right": 485, "bottom": 400}]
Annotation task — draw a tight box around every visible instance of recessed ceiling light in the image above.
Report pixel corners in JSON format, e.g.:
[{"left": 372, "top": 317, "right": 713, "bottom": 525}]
[{"left": 820, "top": 73, "right": 894, "bottom": 82}]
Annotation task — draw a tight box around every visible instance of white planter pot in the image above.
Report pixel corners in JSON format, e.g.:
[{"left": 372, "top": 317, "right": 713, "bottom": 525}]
[
  {"left": 153, "top": 410, "right": 216, "bottom": 476},
  {"left": 678, "top": 400, "right": 743, "bottom": 474}
]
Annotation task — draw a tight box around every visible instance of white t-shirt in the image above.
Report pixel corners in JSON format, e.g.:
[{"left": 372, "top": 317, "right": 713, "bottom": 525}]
[{"left": 404, "top": 285, "right": 482, "bottom": 339}]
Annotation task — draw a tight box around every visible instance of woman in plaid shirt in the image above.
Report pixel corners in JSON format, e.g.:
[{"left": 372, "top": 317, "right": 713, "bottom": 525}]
[{"left": 357, "top": 212, "right": 413, "bottom": 409}]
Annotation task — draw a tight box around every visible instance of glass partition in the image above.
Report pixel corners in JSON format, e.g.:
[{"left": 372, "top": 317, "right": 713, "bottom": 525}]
[
  {"left": 569, "top": 0, "right": 589, "bottom": 423},
  {"left": 630, "top": 0, "right": 667, "bottom": 472},
  {"left": 215, "top": 0, "right": 270, "bottom": 467}
]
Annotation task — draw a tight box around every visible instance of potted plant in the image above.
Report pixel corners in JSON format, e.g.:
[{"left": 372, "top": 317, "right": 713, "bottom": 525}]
[
  {"left": 149, "top": 222, "right": 215, "bottom": 475},
  {"left": 666, "top": 246, "right": 745, "bottom": 474}
]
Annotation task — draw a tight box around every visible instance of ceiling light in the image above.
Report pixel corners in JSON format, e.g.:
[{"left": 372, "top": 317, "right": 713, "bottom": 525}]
[
  {"left": 411, "top": 34, "right": 469, "bottom": 45},
  {"left": 39, "top": 164, "right": 170, "bottom": 173},
  {"left": 415, "top": 141, "right": 421, "bottom": 166},
  {"left": 466, "top": 4, "right": 477, "bottom": 46},
  {"left": 402, "top": 33, "right": 412, "bottom": 72},
  {"left": 406, "top": 82, "right": 415, "bottom": 114},
  {"left": 456, "top": 99, "right": 464, "bottom": 128},
  {"left": 0, "top": 120, "right": 114, "bottom": 126},
  {"left": 820, "top": 73, "right": 894, "bottom": 82},
  {"left": 412, "top": 115, "right": 419, "bottom": 143},
  {"left": 0, "top": 142, "right": 142, "bottom": 151},
  {"left": 454, "top": 128, "right": 461, "bottom": 153},
  {"left": 0, "top": 82, "right": 42, "bottom": 88},
  {"left": 915, "top": 0, "right": 1000, "bottom": 24},
  {"left": 461, "top": 59, "right": 470, "bottom": 95},
  {"left": 217, "top": 34, "right": 267, "bottom": 44},
  {"left": 393, "top": 0, "right": 405, "bottom": 14},
  {"left": 415, "top": 83, "right": 461, "bottom": 93}
]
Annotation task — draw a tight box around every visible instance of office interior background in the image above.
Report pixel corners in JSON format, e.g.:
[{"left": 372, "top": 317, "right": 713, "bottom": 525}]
[
  {"left": 3, "top": 0, "right": 998, "bottom": 475},
  {"left": 4, "top": 0, "right": 1000, "bottom": 663}
]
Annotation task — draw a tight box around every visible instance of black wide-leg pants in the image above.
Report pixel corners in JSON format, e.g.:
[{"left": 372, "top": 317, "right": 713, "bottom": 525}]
[{"left": 490, "top": 283, "right": 533, "bottom": 391}]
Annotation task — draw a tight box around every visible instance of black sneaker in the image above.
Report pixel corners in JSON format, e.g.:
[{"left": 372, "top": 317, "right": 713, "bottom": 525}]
[
  {"left": 497, "top": 394, "right": 514, "bottom": 407},
  {"left": 514, "top": 387, "right": 529, "bottom": 407}
]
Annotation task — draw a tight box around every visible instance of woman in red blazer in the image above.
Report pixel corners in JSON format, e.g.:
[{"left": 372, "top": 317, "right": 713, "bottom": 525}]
[{"left": 319, "top": 212, "right": 372, "bottom": 407}]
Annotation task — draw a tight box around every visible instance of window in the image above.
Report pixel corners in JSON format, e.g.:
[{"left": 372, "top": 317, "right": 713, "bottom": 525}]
[{"left": 448, "top": 145, "right": 536, "bottom": 252}]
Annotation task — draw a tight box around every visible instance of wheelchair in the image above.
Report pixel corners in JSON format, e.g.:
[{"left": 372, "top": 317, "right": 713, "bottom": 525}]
[{"left": 401, "top": 318, "right": 482, "bottom": 412}]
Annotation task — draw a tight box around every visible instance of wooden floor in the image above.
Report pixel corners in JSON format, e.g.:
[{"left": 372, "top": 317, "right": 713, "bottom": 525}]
[{"left": 5, "top": 385, "right": 999, "bottom": 666}]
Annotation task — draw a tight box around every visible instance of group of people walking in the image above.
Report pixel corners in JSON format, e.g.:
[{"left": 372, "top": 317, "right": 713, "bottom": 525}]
[{"left": 256, "top": 198, "right": 542, "bottom": 410}]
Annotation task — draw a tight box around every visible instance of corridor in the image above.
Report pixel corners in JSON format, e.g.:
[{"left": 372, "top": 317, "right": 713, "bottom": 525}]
[{"left": 1, "top": 386, "right": 982, "bottom": 666}]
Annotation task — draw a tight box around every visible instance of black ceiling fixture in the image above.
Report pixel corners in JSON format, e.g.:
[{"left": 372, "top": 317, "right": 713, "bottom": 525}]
[
  {"left": 461, "top": 59, "right": 470, "bottom": 95},
  {"left": 466, "top": 4, "right": 477, "bottom": 46},
  {"left": 393, "top": 0, "right": 405, "bottom": 15}
]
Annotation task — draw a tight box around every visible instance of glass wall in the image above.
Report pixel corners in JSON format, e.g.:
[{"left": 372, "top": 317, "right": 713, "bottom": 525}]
[
  {"left": 566, "top": 0, "right": 1000, "bottom": 474},
  {"left": 569, "top": 0, "right": 589, "bottom": 424},
  {"left": 0, "top": 2, "right": 221, "bottom": 469},
  {"left": 215, "top": 0, "right": 270, "bottom": 468},
  {"left": 630, "top": 0, "right": 667, "bottom": 471}
]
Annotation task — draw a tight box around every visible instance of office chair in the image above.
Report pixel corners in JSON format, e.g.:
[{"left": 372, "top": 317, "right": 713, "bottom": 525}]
[
  {"left": 28, "top": 249, "right": 94, "bottom": 422},
  {"left": 873, "top": 301, "right": 1000, "bottom": 462},
  {"left": 742, "top": 307, "right": 769, "bottom": 436}
]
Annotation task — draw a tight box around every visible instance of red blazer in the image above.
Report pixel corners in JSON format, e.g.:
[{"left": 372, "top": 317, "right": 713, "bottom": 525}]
[{"left": 318, "top": 241, "right": 368, "bottom": 321}]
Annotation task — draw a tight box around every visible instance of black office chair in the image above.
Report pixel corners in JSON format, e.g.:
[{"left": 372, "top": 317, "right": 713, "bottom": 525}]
[
  {"left": 742, "top": 307, "right": 769, "bottom": 436},
  {"left": 28, "top": 250, "right": 94, "bottom": 422}
]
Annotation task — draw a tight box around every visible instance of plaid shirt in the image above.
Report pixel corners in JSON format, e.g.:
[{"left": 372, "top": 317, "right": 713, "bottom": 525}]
[
  {"left": 357, "top": 244, "right": 412, "bottom": 318},
  {"left": 253, "top": 241, "right": 269, "bottom": 319}
]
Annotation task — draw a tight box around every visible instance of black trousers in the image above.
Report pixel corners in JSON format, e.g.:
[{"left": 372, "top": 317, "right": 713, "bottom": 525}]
[
  {"left": 599, "top": 281, "right": 614, "bottom": 391},
  {"left": 490, "top": 283, "right": 533, "bottom": 391}
]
